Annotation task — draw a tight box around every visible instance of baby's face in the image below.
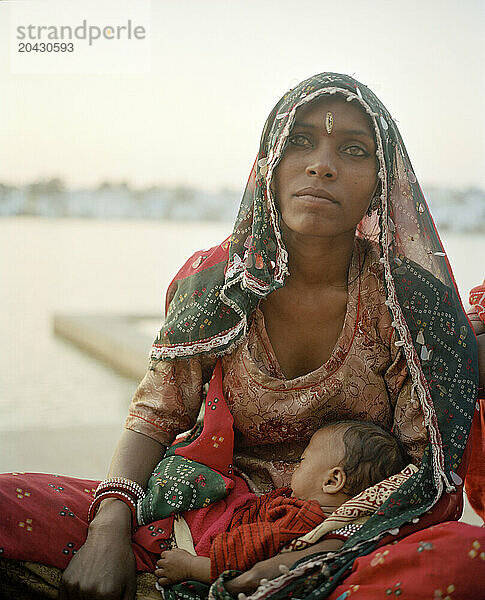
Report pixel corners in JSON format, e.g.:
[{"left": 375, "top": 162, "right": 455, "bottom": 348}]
[{"left": 290, "top": 428, "right": 345, "bottom": 502}]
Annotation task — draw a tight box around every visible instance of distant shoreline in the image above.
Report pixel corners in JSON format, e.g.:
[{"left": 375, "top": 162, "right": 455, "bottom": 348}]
[{"left": 1, "top": 182, "right": 484, "bottom": 232}]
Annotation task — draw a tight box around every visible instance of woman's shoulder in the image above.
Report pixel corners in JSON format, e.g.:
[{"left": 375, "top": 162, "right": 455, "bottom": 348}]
[
  {"left": 355, "top": 236, "right": 382, "bottom": 269},
  {"left": 355, "top": 237, "right": 386, "bottom": 296},
  {"left": 171, "top": 235, "right": 231, "bottom": 283},
  {"left": 164, "top": 235, "right": 231, "bottom": 312},
  {"left": 354, "top": 237, "right": 395, "bottom": 346}
]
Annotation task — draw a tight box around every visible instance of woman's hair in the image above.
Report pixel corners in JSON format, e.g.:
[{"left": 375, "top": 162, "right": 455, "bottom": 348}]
[{"left": 321, "top": 420, "right": 410, "bottom": 496}]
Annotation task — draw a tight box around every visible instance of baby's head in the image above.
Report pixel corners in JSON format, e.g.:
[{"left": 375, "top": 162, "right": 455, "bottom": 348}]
[{"left": 290, "top": 420, "right": 409, "bottom": 507}]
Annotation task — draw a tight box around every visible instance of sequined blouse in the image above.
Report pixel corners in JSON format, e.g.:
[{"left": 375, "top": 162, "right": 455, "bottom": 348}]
[{"left": 125, "top": 238, "right": 427, "bottom": 492}]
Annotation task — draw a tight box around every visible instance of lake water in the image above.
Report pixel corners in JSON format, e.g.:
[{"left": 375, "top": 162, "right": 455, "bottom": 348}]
[
  {"left": 0, "top": 218, "right": 483, "bottom": 491},
  {"left": 0, "top": 218, "right": 231, "bottom": 477}
]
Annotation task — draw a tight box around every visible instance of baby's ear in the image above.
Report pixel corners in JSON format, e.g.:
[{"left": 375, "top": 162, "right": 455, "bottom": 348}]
[{"left": 321, "top": 467, "right": 346, "bottom": 494}]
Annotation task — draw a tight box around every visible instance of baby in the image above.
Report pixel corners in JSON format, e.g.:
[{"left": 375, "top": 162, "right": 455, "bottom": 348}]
[{"left": 155, "top": 420, "right": 408, "bottom": 594}]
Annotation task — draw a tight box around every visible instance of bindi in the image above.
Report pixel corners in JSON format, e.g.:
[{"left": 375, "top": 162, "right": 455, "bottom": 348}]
[{"left": 325, "top": 111, "right": 333, "bottom": 134}]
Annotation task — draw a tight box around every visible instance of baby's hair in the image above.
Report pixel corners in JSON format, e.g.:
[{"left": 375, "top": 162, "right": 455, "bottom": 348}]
[{"left": 320, "top": 420, "right": 409, "bottom": 496}]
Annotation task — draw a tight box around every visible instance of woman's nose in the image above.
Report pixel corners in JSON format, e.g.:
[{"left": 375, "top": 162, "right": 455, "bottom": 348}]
[{"left": 305, "top": 151, "right": 337, "bottom": 179}]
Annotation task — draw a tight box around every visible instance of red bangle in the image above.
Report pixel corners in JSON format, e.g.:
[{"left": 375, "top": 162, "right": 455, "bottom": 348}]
[
  {"left": 87, "top": 491, "right": 138, "bottom": 525},
  {"left": 95, "top": 477, "right": 145, "bottom": 502}
]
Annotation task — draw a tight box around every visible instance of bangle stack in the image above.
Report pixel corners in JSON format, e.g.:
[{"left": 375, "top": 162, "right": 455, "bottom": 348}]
[{"left": 87, "top": 477, "right": 146, "bottom": 527}]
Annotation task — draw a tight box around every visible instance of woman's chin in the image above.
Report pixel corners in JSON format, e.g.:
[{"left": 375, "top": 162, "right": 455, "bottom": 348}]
[{"left": 281, "top": 217, "right": 355, "bottom": 241}]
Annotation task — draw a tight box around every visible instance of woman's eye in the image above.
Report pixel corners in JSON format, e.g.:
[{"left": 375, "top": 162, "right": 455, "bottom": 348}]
[
  {"left": 288, "top": 134, "right": 311, "bottom": 147},
  {"left": 343, "top": 145, "right": 367, "bottom": 157}
]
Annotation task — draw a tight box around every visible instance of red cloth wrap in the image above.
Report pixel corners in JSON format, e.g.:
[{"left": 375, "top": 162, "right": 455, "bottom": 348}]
[
  {"left": 465, "top": 399, "right": 485, "bottom": 522},
  {"left": 327, "top": 521, "right": 485, "bottom": 600},
  {"left": 209, "top": 488, "right": 327, "bottom": 580}
]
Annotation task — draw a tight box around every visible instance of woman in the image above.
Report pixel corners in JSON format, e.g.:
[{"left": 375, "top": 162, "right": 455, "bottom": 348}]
[{"left": 0, "top": 72, "right": 484, "bottom": 599}]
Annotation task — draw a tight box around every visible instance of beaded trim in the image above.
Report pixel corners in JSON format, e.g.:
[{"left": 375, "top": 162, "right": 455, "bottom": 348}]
[
  {"left": 330, "top": 523, "right": 363, "bottom": 538},
  {"left": 95, "top": 477, "right": 145, "bottom": 502},
  {"left": 236, "top": 528, "right": 391, "bottom": 600},
  {"left": 151, "top": 317, "right": 247, "bottom": 360},
  {"left": 87, "top": 477, "right": 146, "bottom": 527}
]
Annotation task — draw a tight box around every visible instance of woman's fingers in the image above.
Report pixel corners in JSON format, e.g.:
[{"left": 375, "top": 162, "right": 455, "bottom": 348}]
[
  {"left": 225, "top": 572, "right": 260, "bottom": 596},
  {"left": 58, "top": 533, "right": 137, "bottom": 600}
]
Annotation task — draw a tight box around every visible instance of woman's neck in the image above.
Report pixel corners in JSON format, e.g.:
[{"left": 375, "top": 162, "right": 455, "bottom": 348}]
[{"left": 282, "top": 225, "right": 356, "bottom": 289}]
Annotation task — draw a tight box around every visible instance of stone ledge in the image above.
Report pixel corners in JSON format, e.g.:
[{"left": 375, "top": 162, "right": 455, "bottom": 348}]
[{"left": 53, "top": 313, "right": 160, "bottom": 380}]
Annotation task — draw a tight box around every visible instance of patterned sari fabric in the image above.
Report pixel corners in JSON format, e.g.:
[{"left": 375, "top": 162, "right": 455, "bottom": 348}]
[{"left": 144, "top": 72, "right": 481, "bottom": 598}]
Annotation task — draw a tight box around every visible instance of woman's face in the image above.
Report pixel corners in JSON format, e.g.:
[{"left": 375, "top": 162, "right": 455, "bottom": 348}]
[{"left": 272, "top": 96, "right": 378, "bottom": 239}]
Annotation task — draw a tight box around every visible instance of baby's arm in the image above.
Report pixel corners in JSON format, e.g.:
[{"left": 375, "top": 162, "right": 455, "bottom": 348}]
[
  {"left": 225, "top": 537, "right": 344, "bottom": 596},
  {"left": 155, "top": 538, "right": 344, "bottom": 590},
  {"left": 155, "top": 548, "right": 211, "bottom": 586}
]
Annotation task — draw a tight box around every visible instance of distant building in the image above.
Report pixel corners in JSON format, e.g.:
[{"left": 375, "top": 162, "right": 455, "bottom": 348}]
[
  {"left": 426, "top": 187, "right": 485, "bottom": 232},
  {"left": 0, "top": 180, "right": 483, "bottom": 231}
]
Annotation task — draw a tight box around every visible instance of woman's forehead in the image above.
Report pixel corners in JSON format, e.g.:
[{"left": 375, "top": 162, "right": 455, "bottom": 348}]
[{"left": 294, "top": 95, "right": 374, "bottom": 135}]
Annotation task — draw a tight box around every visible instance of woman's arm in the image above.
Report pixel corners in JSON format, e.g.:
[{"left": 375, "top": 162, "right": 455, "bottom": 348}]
[
  {"left": 92, "top": 428, "right": 166, "bottom": 524},
  {"left": 59, "top": 429, "right": 165, "bottom": 600},
  {"left": 153, "top": 540, "right": 345, "bottom": 591},
  {"left": 60, "top": 353, "right": 210, "bottom": 600},
  {"left": 225, "top": 538, "right": 345, "bottom": 596}
]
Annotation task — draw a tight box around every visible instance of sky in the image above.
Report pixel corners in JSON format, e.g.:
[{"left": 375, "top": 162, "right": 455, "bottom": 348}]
[{"left": 0, "top": 0, "right": 484, "bottom": 193}]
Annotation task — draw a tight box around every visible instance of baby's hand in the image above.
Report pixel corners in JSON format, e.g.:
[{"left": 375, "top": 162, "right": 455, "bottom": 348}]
[{"left": 155, "top": 548, "right": 194, "bottom": 586}]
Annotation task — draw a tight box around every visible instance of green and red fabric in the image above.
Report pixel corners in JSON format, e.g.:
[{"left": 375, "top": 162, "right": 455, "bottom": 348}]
[
  {"left": 207, "top": 522, "right": 485, "bottom": 600},
  {"left": 138, "top": 360, "right": 236, "bottom": 524}
]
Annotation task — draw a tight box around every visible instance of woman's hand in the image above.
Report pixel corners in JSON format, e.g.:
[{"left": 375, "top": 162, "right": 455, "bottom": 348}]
[
  {"left": 59, "top": 531, "right": 136, "bottom": 600},
  {"left": 224, "top": 538, "right": 344, "bottom": 597},
  {"left": 225, "top": 559, "right": 279, "bottom": 596},
  {"left": 59, "top": 503, "right": 136, "bottom": 600},
  {"left": 58, "top": 429, "right": 165, "bottom": 599}
]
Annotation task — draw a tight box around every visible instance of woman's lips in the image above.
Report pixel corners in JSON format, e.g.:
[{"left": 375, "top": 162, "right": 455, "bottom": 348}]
[
  {"left": 295, "top": 187, "right": 337, "bottom": 204},
  {"left": 295, "top": 194, "right": 336, "bottom": 204}
]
